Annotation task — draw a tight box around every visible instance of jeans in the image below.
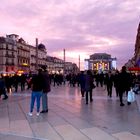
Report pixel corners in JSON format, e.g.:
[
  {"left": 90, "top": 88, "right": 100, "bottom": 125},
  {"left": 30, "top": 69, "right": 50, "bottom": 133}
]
[
  {"left": 42, "top": 93, "right": 48, "bottom": 111},
  {"left": 30, "top": 91, "right": 42, "bottom": 112}
]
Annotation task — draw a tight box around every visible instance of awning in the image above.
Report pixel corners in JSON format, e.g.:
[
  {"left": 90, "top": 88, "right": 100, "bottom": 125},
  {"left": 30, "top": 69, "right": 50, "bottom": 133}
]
[{"left": 128, "top": 67, "right": 140, "bottom": 71}]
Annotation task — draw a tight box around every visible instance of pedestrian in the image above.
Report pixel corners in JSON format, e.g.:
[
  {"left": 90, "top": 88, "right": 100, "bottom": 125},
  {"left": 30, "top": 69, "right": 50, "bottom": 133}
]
[
  {"left": 40, "top": 66, "right": 51, "bottom": 113},
  {"left": 0, "top": 74, "right": 8, "bottom": 100},
  {"left": 20, "top": 74, "right": 26, "bottom": 91},
  {"left": 13, "top": 74, "right": 19, "bottom": 92},
  {"left": 113, "top": 70, "right": 120, "bottom": 97},
  {"left": 104, "top": 71, "right": 113, "bottom": 98},
  {"left": 118, "top": 66, "right": 132, "bottom": 106},
  {"left": 4, "top": 75, "right": 12, "bottom": 93},
  {"left": 28, "top": 69, "right": 43, "bottom": 116},
  {"left": 84, "top": 70, "right": 94, "bottom": 104},
  {"left": 79, "top": 71, "right": 85, "bottom": 97}
]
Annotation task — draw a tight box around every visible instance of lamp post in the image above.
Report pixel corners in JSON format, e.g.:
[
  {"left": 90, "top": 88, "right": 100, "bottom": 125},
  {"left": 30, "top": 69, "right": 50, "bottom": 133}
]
[
  {"left": 79, "top": 55, "right": 80, "bottom": 71},
  {"left": 63, "top": 49, "right": 65, "bottom": 74}
]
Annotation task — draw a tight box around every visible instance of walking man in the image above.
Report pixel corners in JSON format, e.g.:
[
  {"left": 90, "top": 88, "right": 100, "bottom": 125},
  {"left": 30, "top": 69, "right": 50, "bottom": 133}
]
[
  {"left": 104, "top": 71, "right": 113, "bottom": 98},
  {"left": 118, "top": 66, "right": 132, "bottom": 106},
  {"left": 0, "top": 74, "right": 8, "bottom": 100}
]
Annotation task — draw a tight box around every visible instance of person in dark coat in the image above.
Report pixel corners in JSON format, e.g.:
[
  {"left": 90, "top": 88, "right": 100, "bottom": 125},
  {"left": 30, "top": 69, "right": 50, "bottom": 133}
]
[
  {"left": 13, "top": 74, "right": 19, "bottom": 92},
  {"left": 113, "top": 70, "right": 120, "bottom": 97},
  {"left": 104, "top": 71, "right": 113, "bottom": 97},
  {"left": 0, "top": 75, "right": 8, "bottom": 100},
  {"left": 79, "top": 71, "right": 85, "bottom": 97},
  {"left": 4, "top": 75, "right": 12, "bottom": 93},
  {"left": 84, "top": 70, "right": 94, "bottom": 104},
  {"left": 118, "top": 66, "right": 132, "bottom": 106},
  {"left": 40, "top": 66, "right": 51, "bottom": 113},
  {"left": 99, "top": 72, "right": 104, "bottom": 87},
  {"left": 20, "top": 74, "right": 26, "bottom": 91}
]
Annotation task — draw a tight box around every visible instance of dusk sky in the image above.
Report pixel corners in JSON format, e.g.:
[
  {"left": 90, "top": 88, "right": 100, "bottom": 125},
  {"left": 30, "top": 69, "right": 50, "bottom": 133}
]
[{"left": 0, "top": 0, "right": 140, "bottom": 70}]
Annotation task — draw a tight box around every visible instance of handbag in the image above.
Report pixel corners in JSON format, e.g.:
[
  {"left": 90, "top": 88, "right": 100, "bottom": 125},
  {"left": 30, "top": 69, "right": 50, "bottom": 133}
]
[
  {"left": 127, "top": 89, "right": 136, "bottom": 102},
  {"left": 92, "top": 83, "right": 96, "bottom": 89}
]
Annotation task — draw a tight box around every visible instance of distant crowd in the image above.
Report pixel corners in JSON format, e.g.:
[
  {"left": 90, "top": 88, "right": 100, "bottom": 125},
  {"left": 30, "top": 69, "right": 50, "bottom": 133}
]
[{"left": 0, "top": 66, "right": 140, "bottom": 115}]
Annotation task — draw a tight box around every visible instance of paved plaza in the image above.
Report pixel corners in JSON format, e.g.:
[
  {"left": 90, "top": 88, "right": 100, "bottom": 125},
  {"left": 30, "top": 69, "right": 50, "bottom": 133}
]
[{"left": 0, "top": 84, "right": 140, "bottom": 140}]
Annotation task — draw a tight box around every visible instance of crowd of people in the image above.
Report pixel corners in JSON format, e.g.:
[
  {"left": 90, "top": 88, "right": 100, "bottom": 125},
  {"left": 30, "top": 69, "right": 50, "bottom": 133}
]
[
  {"left": 0, "top": 65, "right": 140, "bottom": 116},
  {"left": 78, "top": 66, "right": 138, "bottom": 106}
]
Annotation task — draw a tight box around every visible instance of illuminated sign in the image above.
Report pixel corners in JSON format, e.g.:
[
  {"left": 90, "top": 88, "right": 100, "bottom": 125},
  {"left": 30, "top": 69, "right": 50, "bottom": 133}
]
[{"left": 22, "top": 63, "right": 28, "bottom": 66}]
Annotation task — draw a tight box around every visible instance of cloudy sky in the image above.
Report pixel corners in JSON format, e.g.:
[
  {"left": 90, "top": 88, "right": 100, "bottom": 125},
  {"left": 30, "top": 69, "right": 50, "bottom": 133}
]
[{"left": 0, "top": 0, "right": 140, "bottom": 70}]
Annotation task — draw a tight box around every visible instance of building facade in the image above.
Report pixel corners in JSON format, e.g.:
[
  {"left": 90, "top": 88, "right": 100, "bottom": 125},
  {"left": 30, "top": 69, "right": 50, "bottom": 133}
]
[
  {"left": 0, "top": 35, "right": 17, "bottom": 72},
  {"left": 0, "top": 34, "right": 79, "bottom": 74},
  {"left": 30, "top": 44, "right": 47, "bottom": 72},
  {"left": 0, "top": 34, "right": 47, "bottom": 73},
  {"left": 46, "top": 56, "right": 79, "bottom": 74},
  {"left": 134, "top": 23, "right": 140, "bottom": 66},
  {"left": 17, "top": 37, "right": 30, "bottom": 73},
  {"left": 85, "top": 53, "right": 117, "bottom": 72},
  {"left": 46, "top": 56, "right": 64, "bottom": 74},
  {"left": 125, "top": 23, "right": 140, "bottom": 70}
]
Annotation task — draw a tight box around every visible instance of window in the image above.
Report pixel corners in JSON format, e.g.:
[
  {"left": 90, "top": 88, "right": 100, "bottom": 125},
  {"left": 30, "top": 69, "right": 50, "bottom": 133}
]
[
  {"left": 6, "top": 44, "right": 8, "bottom": 49},
  {"left": 12, "top": 59, "right": 14, "bottom": 64},
  {"left": 6, "top": 51, "right": 8, "bottom": 55},
  {"left": 6, "top": 58, "right": 8, "bottom": 63}
]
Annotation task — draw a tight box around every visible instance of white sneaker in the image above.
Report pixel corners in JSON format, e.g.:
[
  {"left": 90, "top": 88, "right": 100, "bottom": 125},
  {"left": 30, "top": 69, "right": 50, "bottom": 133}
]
[
  {"left": 28, "top": 112, "right": 33, "bottom": 116},
  {"left": 36, "top": 112, "right": 40, "bottom": 116}
]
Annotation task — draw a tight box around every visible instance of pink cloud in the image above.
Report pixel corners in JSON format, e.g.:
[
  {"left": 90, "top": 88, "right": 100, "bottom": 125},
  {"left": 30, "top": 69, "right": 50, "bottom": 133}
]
[{"left": 0, "top": 0, "right": 139, "bottom": 70}]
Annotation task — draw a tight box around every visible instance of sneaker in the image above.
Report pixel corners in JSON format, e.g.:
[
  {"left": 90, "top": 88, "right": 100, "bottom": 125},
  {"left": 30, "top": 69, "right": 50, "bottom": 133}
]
[
  {"left": 36, "top": 112, "right": 40, "bottom": 116},
  {"left": 28, "top": 112, "right": 33, "bottom": 116}
]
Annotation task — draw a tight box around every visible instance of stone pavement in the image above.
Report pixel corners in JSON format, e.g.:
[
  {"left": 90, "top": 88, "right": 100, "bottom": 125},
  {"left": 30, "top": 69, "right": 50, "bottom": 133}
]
[{"left": 0, "top": 84, "right": 140, "bottom": 140}]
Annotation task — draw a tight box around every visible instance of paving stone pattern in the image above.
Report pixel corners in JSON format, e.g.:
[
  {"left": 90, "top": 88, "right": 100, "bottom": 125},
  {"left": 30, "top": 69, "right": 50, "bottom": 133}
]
[{"left": 0, "top": 84, "right": 140, "bottom": 140}]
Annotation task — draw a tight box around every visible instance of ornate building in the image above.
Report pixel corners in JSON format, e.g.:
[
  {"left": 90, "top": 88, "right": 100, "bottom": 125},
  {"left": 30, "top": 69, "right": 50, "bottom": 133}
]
[
  {"left": 46, "top": 56, "right": 79, "bottom": 74},
  {"left": 30, "top": 43, "right": 47, "bottom": 72},
  {"left": 85, "top": 53, "right": 117, "bottom": 72},
  {"left": 17, "top": 37, "right": 30, "bottom": 73},
  {"left": 0, "top": 34, "right": 79, "bottom": 74},
  {"left": 0, "top": 34, "right": 47, "bottom": 73}
]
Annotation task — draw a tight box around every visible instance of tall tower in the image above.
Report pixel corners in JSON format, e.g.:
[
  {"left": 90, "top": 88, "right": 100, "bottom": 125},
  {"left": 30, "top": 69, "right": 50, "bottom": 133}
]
[
  {"left": 79, "top": 55, "right": 80, "bottom": 71},
  {"left": 36, "top": 38, "right": 38, "bottom": 70},
  {"left": 63, "top": 49, "right": 65, "bottom": 74}
]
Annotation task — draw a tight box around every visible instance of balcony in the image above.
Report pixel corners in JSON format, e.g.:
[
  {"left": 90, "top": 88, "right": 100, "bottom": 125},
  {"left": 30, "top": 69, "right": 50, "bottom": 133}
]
[
  {"left": 31, "top": 54, "right": 36, "bottom": 57},
  {"left": 5, "top": 54, "right": 15, "bottom": 58},
  {"left": 5, "top": 62, "right": 15, "bottom": 65}
]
